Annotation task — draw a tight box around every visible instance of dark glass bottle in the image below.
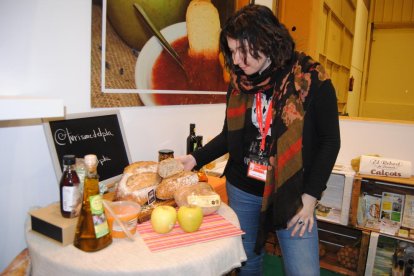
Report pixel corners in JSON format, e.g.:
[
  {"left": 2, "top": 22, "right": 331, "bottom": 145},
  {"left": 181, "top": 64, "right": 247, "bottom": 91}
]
[
  {"left": 60, "top": 155, "right": 80, "bottom": 218},
  {"left": 74, "top": 154, "right": 112, "bottom": 252},
  {"left": 186, "top": 123, "right": 197, "bottom": 154}
]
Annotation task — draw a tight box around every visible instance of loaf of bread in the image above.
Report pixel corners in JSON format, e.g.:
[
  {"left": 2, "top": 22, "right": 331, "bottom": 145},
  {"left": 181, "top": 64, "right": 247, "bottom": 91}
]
[
  {"left": 114, "top": 172, "right": 161, "bottom": 205},
  {"left": 156, "top": 171, "right": 199, "bottom": 200},
  {"left": 1, "top": 248, "right": 31, "bottom": 276},
  {"left": 186, "top": 0, "right": 220, "bottom": 59},
  {"left": 174, "top": 182, "right": 221, "bottom": 215},
  {"left": 158, "top": 158, "right": 184, "bottom": 178},
  {"left": 123, "top": 161, "right": 158, "bottom": 174}
]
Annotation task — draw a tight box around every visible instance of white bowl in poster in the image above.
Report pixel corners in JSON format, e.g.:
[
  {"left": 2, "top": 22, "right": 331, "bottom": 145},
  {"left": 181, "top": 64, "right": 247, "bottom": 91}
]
[{"left": 135, "top": 22, "right": 187, "bottom": 106}]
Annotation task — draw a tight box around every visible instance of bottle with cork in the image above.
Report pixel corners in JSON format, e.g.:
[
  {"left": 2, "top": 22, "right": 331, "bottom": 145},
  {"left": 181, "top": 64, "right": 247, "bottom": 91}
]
[{"left": 74, "top": 154, "right": 112, "bottom": 252}]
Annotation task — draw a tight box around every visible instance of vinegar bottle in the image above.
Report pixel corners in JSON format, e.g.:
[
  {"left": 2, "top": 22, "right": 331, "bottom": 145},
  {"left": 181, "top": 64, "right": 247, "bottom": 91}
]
[
  {"left": 74, "top": 154, "right": 112, "bottom": 252},
  {"left": 186, "top": 123, "right": 197, "bottom": 154},
  {"left": 60, "top": 155, "right": 81, "bottom": 218}
]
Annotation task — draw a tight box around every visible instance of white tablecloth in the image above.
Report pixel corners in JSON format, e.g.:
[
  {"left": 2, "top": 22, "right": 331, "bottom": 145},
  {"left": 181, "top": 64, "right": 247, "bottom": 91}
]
[{"left": 26, "top": 203, "right": 247, "bottom": 276}]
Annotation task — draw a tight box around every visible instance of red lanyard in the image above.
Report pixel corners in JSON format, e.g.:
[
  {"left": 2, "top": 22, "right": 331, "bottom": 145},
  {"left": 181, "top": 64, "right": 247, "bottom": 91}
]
[{"left": 255, "top": 93, "right": 273, "bottom": 152}]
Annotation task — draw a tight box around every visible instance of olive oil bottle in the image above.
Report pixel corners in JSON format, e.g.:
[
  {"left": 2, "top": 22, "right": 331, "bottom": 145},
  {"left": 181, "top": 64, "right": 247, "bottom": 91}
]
[{"left": 74, "top": 154, "right": 112, "bottom": 252}]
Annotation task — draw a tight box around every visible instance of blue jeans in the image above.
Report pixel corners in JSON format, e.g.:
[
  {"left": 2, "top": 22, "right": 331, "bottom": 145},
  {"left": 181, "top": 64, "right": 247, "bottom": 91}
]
[{"left": 226, "top": 181, "right": 320, "bottom": 276}]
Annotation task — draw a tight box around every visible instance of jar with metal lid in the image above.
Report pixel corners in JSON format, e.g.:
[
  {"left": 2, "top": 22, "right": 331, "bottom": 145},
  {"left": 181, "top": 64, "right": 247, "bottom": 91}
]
[{"left": 158, "top": 149, "right": 174, "bottom": 162}]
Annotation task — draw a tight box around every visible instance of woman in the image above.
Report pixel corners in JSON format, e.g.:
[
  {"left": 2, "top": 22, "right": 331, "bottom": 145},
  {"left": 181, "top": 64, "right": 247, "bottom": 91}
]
[{"left": 178, "top": 4, "right": 340, "bottom": 275}]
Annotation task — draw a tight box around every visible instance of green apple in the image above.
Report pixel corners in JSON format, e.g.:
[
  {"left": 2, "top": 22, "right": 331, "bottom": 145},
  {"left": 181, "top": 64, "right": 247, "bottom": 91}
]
[
  {"left": 107, "top": 0, "right": 191, "bottom": 50},
  {"left": 150, "top": 206, "right": 177, "bottom": 234},
  {"left": 177, "top": 205, "right": 203, "bottom": 233}
]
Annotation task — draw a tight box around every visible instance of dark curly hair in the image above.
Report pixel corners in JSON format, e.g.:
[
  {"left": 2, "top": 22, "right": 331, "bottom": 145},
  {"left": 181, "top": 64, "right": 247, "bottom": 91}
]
[{"left": 219, "top": 4, "right": 295, "bottom": 72}]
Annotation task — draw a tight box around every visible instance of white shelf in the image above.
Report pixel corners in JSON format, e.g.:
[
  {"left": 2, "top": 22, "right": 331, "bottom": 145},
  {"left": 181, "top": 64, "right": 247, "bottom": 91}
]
[{"left": 0, "top": 96, "right": 64, "bottom": 120}]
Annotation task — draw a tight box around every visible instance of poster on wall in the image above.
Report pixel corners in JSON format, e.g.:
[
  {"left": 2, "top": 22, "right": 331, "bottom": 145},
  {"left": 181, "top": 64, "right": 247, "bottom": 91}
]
[{"left": 91, "top": 0, "right": 250, "bottom": 107}]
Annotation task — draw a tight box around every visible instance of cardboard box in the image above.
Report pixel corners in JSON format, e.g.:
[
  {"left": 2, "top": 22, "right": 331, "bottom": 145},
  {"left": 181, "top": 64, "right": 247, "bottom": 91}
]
[{"left": 29, "top": 202, "right": 78, "bottom": 246}]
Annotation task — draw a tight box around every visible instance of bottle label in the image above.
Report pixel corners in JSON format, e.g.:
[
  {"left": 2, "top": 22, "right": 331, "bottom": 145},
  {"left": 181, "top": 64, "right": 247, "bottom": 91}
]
[
  {"left": 89, "top": 195, "right": 110, "bottom": 238},
  {"left": 62, "top": 186, "right": 77, "bottom": 212},
  {"left": 187, "top": 194, "right": 221, "bottom": 208},
  {"left": 75, "top": 167, "right": 86, "bottom": 193}
]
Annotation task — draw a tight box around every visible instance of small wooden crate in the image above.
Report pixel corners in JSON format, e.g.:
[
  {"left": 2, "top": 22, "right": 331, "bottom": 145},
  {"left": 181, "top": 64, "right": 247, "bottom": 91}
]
[{"left": 349, "top": 174, "right": 414, "bottom": 230}]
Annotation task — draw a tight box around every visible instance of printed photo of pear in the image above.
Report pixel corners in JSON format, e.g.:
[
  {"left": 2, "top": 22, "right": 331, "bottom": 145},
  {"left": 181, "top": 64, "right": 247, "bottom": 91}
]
[{"left": 106, "top": 0, "right": 190, "bottom": 50}]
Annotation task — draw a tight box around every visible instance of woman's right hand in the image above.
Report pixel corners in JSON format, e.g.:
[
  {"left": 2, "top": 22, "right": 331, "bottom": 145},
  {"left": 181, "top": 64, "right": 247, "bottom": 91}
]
[{"left": 176, "top": 155, "right": 197, "bottom": 171}]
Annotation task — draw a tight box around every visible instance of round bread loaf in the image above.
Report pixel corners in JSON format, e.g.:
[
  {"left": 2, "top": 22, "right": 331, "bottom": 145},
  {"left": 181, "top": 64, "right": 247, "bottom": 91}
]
[
  {"left": 123, "top": 161, "right": 158, "bottom": 174},
  {"left": 115, "top": 172, "right": 161, "bottom": 205},
  {"left": 158, "top": 158, "right": 184, "bottom": 178},
  {"left": 1, "top": 248, "right": 31, "bottom": 276},
  {"left": 156, "top": 171, "right": 199, "bottom": 200}
]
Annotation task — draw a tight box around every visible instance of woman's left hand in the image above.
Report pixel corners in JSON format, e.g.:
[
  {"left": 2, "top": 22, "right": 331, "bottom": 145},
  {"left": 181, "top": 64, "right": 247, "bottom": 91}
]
[{"left": 287, "top": 193, "right": 317, "bottom": 237}]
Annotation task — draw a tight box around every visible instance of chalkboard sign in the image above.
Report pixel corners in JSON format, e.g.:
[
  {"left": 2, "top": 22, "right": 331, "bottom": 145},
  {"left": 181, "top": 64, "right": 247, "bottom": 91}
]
[{"left": 43, "top": 110, "right": 131, "bottom": 187}]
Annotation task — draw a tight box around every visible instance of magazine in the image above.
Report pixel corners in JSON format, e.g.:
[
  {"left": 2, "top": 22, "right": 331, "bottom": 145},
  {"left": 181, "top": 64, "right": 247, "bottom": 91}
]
[
  {"left": 380, "top": 192, "right": 405, "bottom": 224},
  {"left": 402, "top": 194, "right": 414, "bottom": 229}
]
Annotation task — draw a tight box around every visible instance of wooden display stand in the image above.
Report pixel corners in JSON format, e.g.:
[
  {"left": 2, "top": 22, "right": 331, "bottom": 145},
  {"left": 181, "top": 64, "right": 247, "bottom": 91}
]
[
  {"left": 349, "top": 174, "right": 414, "bottom": 274},
  {"left": 350, "top": 174, "right": 414, "bottom": 235}
]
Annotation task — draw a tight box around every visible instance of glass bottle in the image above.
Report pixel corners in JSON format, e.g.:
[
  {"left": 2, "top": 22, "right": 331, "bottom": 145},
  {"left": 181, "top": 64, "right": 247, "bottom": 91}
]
[
  {"left": 186, "top": 123, "right": 197, "bottom": 154},
  {"left": 74, "top": 154, "right": 112, "bottom": 252},
  {"left": 60, "top": 154, "right": 81, "bottom": 218}
]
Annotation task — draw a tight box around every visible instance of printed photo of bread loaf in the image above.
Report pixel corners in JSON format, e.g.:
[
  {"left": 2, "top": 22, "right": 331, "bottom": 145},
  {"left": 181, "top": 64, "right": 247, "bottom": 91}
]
[{"left": 186, "top": 0, "right": 221, "bottom": 59}]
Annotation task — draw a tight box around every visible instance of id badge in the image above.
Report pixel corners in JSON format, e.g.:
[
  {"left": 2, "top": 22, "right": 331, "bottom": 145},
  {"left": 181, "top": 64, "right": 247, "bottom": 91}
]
[{"left": 247, "top": 158, "right": 269, "bottom": 182}]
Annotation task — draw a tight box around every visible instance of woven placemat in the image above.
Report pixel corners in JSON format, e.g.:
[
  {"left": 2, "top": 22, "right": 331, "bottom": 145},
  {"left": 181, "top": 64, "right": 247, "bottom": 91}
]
[{"left": 91, "top": 3, "right": 142, "bottom": 107}]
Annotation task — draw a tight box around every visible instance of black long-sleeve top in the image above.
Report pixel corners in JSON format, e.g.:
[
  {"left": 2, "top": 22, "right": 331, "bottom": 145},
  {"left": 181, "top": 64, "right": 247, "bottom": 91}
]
[{"left": 192, "top": 66, "right": 340, "bottom": 202}]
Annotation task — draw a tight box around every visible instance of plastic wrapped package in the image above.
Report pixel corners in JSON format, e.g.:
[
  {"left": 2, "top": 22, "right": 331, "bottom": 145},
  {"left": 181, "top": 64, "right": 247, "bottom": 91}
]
[{"left": 174, "top": 182, "right": 221, "bottom": 215}]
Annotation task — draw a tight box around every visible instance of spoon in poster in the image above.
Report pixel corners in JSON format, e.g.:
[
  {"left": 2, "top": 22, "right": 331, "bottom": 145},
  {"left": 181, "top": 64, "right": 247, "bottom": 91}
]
[
  {"left": 102, "top": 200, "right": 135, "bottom": 241},
  {"left": 133, "top": 3, "right": 188, "bottom": 78}
]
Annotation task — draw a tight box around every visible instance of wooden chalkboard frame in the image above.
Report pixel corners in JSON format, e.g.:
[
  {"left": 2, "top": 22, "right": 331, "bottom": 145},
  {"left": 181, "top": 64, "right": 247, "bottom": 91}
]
[{"left": 43, "top": 110, "right": 132, "bottom": 188}]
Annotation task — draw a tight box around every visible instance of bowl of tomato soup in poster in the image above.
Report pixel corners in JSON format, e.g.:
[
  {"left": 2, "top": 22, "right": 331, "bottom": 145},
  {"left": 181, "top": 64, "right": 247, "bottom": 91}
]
[{"left": 135, "top": 22, "right": 227, "bottom": 106}]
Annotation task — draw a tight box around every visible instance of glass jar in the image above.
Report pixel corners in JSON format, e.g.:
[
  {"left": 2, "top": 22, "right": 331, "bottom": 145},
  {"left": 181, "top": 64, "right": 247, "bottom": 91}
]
[{"left": 158, "top": 149, "right": 174, "bottom": 162}]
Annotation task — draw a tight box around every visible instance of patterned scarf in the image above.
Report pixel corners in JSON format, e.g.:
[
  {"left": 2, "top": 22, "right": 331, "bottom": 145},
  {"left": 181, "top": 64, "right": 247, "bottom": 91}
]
[{"left": 226, "top": 52, "right": 328, "bottom": 250}]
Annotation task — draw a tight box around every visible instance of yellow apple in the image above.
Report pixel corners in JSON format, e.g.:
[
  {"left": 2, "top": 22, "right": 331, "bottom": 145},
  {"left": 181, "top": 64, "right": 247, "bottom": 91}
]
[
  {"left": 150, "top": 205, "right": 177, "bottom": 234},
  {"left": 177, "top": 205, "right": 203, "bottom": 233}
]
